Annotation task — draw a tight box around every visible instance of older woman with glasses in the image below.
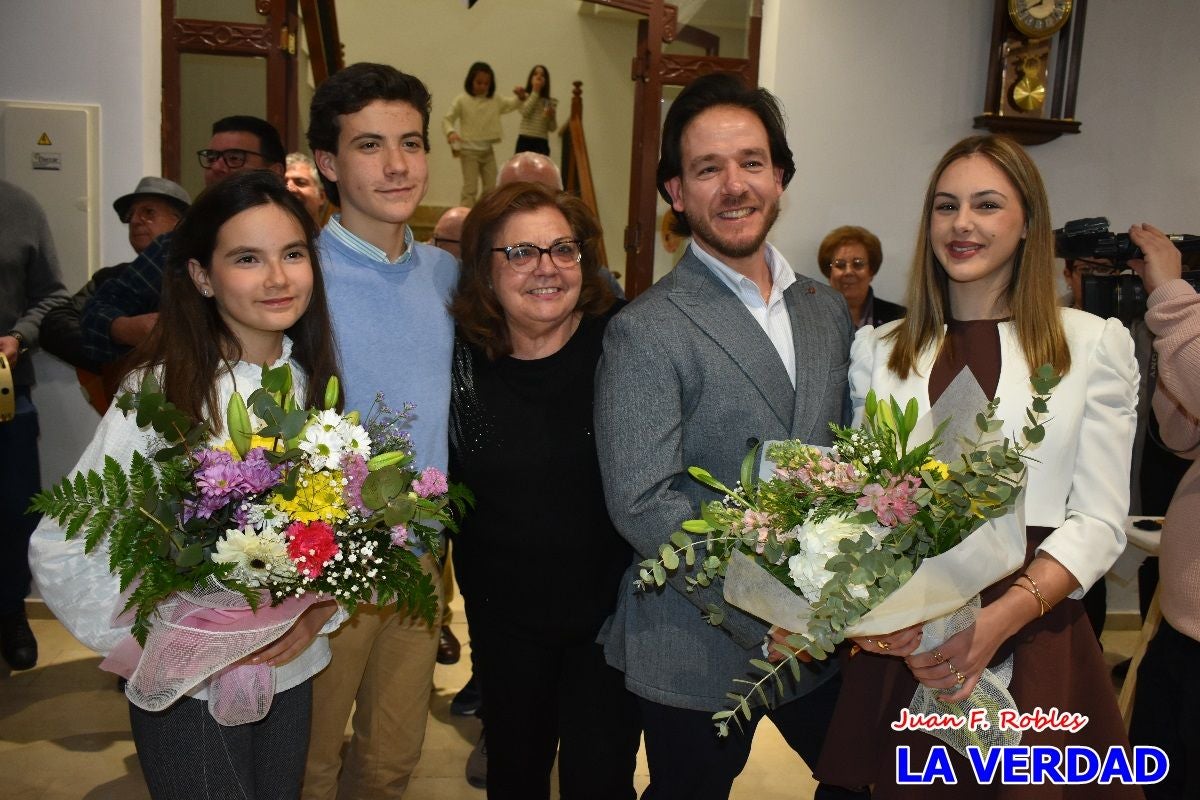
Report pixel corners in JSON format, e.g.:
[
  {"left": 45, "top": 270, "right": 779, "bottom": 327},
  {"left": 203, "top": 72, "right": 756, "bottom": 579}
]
[
  {"left": 448, "top": 182, "right": 640, "bottom": 799},
  {"left": 818, "top": 225, "right": 906, "bottom": 329}
]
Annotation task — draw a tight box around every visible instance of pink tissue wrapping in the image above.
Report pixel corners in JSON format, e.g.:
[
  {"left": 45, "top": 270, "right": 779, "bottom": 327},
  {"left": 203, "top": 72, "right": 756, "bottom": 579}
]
[{"left": 100, "top": 581, "right": 319, "bottom": 726}]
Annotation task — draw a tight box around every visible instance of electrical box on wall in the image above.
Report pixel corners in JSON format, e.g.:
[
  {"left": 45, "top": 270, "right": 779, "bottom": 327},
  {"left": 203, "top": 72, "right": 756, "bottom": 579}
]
[{"left": 0, "top": 101, "right": 100, "bottom": 293}]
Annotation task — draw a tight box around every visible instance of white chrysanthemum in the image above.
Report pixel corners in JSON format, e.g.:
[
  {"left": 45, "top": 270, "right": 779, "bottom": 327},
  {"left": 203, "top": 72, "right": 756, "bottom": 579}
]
[
  {"left": 245, "top": 502, "right": 286, "bottom": 534},
  {"left": 786, "top": 516, "right": 882, "bottom": 603},
  {"left": 299, "top": 412, "right": 349, "bottom": 470},
  {"left": 342, "top": 423, "right": 371, "bottom": 460},
  {"left": 212, "top": 526, "right": 297, "bottom": 587}
]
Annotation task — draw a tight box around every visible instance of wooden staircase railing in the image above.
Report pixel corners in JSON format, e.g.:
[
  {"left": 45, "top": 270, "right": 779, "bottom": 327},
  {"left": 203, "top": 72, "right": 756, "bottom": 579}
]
[{"left": 561, "top": 80, "right": 609, "bottom": 270}]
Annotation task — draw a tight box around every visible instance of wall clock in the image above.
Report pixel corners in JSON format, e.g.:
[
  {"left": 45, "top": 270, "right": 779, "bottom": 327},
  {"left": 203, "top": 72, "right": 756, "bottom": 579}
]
[{"left": 975, "top": 0, "right": 1088, "bottom": 144}]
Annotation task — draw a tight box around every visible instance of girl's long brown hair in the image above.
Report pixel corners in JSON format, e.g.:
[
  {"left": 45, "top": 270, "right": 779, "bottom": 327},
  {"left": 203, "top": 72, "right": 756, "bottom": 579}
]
[
  {"left": 887, "top": 135, "right": 1070, "bottom": 379},
  {"left": 128, "top": 170, "right": 341, "bottom": 431}
]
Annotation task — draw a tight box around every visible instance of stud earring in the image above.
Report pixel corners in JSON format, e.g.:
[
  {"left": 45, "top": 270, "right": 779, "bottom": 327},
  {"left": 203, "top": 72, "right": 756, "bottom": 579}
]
[{"left": 202, "top": 289, "right": 211, "bottom": 297}]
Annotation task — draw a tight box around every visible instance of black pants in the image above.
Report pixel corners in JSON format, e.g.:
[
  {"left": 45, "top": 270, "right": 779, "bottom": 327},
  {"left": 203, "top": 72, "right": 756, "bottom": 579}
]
[
  {"left": 639, "top": 672, "right": 868, "bottom": 800},
  {"left": 0, "top": 388, "right": 39, "bottom": 613},
  {"left": 129, "top": 679, "right": 312, "bottom": 800},
  {"left": 1130, "top": 620, "right": 1200, "bottom": 799},
  {"left": 473, "top": 618, "right": 640, "bottom": 800},
  {"left": 515, "top": 134, "right": 550, "bottom": 156}
]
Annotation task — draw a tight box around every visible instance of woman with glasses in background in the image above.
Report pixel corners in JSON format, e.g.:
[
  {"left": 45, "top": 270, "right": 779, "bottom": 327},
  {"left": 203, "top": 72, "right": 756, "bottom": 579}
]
[
  {"left": 448, "top": 182, "right": 640, "bottom": 799},
  {"left": 818, "top": 225, "right": 906, "bottom": 329}
]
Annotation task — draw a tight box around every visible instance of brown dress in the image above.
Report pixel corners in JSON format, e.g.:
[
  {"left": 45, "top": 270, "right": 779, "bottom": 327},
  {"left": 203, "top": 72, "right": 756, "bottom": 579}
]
[{"left": 815, "top": 319, "right": 1143, "bottom": 799}]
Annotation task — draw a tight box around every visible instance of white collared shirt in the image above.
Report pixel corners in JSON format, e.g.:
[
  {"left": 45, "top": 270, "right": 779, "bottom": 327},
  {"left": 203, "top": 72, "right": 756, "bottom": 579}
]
[
  {"left": 325, "top": 214, "right": 414, "bottom": 266},
  {"left": 690, "top": 240, "right": 797, "bottom": 387}
]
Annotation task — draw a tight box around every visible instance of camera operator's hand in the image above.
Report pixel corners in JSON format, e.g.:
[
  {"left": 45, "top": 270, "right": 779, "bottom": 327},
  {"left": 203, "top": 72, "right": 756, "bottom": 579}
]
[{"left": 1128, "top": 223, "right": 1182, "bottom": 294}]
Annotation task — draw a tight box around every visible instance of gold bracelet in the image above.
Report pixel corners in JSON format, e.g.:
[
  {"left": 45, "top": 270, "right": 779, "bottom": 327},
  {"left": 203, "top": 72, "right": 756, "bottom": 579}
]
[{"left": 1016, "top": 573, "right": 1052, "bottom": 617}]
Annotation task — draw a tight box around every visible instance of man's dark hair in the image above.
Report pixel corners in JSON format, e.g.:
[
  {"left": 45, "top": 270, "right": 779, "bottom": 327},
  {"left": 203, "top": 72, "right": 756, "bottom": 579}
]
[
  {"left": 212, "top": 115, "right": 285, "bottom": 166},
  {"left": 656, "top": 72, "right": 795, "bottom": 236},
  {"left": 464, "top": 62, "right": 496, "bottom": 98},
  {"left": 307, "top": 63, "right": 433, "bottom": 206}
]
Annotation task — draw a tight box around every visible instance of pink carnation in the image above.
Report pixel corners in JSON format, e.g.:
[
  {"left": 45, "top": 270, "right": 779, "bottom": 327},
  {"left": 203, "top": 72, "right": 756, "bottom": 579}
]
[
  {"left": 411, "top": 466, "right": 448, "bottom": 498},
  {"left": 286, "top": 520, "right": 340, "bottom": 578}
]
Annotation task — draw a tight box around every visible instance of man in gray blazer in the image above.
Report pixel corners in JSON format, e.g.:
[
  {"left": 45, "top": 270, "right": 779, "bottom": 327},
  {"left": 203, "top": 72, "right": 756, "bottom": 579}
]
[{"left": 595, "top": 73, "right": 859, "bottom": 798}]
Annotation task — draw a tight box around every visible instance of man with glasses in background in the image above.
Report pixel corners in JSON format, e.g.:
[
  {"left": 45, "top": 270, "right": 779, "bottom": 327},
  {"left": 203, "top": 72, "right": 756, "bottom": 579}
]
[
  {"left": 79, "top": 116, "right": 285, "bottom": 365},
  {"left": 430, "top": 206, "right": 469, "bottom": 260}
]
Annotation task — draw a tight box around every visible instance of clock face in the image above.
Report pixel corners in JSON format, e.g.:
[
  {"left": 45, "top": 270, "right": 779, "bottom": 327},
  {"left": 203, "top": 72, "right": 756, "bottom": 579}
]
[{"left": 1008, "top": 0, "right": 1073, "bottom": 39}]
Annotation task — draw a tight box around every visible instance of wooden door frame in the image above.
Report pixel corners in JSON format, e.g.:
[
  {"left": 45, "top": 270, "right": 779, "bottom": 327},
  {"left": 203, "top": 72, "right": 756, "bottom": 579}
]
[
  {"left": 161, "top": 0, "right": 299, "bottom": 182},
  {"left": 621, "top": 0, "right": 762, "bottom": 298}
]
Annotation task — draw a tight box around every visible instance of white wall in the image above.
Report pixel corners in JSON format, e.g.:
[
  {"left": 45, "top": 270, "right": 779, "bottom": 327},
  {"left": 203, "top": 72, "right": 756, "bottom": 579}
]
[
  {"left": 0, "top": 0, "right": 162, "bottom": 485},
  {"left": 762, "top": 0, "right": 1200, "bottom": 304}
]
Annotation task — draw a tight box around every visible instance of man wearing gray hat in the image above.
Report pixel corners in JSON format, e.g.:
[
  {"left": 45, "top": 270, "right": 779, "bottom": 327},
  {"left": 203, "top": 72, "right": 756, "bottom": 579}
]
[
  {"left": 112, "top": 176, "right": 191, "bottom": 255},
  {"left": 39, "top": 177, "right": 189, "bottom": 399}
]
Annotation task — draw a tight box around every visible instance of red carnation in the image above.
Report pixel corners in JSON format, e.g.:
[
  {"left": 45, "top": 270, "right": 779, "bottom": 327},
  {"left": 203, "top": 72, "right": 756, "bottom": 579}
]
[{"left": 286, "top": 520, "right": 339, "bottom": 578}]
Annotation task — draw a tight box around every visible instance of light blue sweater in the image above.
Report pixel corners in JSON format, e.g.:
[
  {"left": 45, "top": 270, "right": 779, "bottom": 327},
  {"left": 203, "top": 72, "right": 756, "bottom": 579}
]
[{"left": 318, "top": 227, "right": 458, "bottom": 473}]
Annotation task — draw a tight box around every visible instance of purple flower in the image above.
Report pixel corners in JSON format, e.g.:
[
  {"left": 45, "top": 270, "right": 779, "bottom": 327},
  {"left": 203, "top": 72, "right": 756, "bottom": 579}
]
[
  {"left": 195, "top": 461, "right": 246, "bottom": 501},
  {"left": 342, "top": 453, "right": 370, "bottom": 513},
  {"left": 194, "top": 447, "right": 234, "bottom": 470},
  {"left": 238, "top": 448, "right": 284, "bottom": 493},
  {"left": 390, "top": 524, "right": 409, "bottom": 546},
  {"left": 411, "top": 467, "right": 448, "bottom": 499}
]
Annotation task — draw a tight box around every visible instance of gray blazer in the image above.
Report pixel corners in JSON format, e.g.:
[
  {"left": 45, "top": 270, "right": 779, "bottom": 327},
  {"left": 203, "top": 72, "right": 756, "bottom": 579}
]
[{"left": 595, "top": 248, "right": 853, "bottom": 712}]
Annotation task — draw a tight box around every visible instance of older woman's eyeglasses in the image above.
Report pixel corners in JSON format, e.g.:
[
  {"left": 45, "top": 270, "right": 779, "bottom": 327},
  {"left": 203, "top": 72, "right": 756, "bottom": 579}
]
[
  {"left": 492, "top": 239, "right": 582, "bottom": 272},
  {"left": 829, "top": 258, "right": 869, "bottom": 271},
  {"left": 197, "top": 148, "right": 264, "bottom": 169}
]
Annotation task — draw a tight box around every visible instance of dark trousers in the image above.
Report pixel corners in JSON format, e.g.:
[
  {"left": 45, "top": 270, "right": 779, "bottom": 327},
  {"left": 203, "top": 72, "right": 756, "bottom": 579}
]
[
  {"left": 0, "top": 389, "right": 39, "bottom": 613},
  {"left": 639, "top": 673, "right": 868, "bottom": 800},
  {"left": 514, "top": 134, "right": 550, "bottom": 156},
  {"left": 129, "top": 679, "right": 312, "bottom": 800},
  {"left": 473, "top": 616, "right": 641, "bottom": 800},
  {"left": 1130, "top": 620, "right": 1200, "bottom": 799}
]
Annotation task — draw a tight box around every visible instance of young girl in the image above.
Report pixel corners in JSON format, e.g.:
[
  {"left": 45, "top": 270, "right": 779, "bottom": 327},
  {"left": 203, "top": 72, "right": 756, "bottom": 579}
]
[
  {"left": 815, "top": 135, "right": 1142, "bottom": 798},
  {"left": 30, "top": 171, "right": 342, "bottom": 799},
  {"left": 514, "top": 64, "right": 556, "bottom": 156},
  {"left": 443, "top": 61, "right": 522, "bottom": 206}
]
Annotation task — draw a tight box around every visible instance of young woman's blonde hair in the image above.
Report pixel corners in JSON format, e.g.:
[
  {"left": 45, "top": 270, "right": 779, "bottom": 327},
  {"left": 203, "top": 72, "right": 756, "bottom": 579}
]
[{"left": 886, "top": 134, "right": 1070, "bottom": 379}]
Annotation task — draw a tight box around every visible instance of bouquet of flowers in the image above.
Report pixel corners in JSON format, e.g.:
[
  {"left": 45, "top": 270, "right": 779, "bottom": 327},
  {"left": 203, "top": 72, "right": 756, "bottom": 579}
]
[
  {"left": 32, "top": 363, "right": 472, "bottom": 724},
  {"left": 639, "top": 367, "right": 1059, "bottom": 747}
]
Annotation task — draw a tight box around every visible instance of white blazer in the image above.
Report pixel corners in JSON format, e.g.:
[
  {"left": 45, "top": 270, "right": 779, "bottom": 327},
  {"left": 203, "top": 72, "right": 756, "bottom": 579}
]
[{"left": 849, "top": 308, "right": 1138, "bottom": 597}]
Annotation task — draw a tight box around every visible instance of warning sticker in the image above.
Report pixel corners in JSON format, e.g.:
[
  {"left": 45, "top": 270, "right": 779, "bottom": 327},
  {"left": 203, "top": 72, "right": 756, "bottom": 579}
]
[{"left": 36, "top": 132, "right": 52, "bottom": 146}]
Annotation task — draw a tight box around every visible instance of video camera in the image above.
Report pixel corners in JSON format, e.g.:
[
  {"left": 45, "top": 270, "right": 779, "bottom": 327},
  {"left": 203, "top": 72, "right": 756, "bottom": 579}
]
[{"left": 1054, "top": 217, "right": 1200, "bottom": 324}]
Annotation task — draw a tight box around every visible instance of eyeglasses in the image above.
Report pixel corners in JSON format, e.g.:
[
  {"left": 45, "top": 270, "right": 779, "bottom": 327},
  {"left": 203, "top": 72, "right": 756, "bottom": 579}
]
[
  {"left": 829, "top": 258, "right": 869, "bottom": 271},
  {"left": 433, "top": 237, "right": 460, "bottom": 247},
  {"left": 197, "top": 148, "right": 265, "bottom": 170},
  {"left": 491, "top": 239, "right": 582, "bottom": 271}
]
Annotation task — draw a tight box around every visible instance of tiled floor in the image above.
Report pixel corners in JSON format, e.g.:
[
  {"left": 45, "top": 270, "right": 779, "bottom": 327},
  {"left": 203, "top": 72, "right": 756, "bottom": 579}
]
[{"left": 0, "top": 598, "right": 1139, "bottom": 800}]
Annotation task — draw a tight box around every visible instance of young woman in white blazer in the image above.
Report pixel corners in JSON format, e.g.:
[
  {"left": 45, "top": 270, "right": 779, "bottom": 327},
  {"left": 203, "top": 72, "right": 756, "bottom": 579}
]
[{"left": 815, "top": 135, "right": 1143, "bottom": 799}]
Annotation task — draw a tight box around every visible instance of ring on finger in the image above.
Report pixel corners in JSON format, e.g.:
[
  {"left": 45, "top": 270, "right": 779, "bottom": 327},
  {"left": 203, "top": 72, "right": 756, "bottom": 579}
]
[
  {"left": 877, "top": 640, "right": 891, "bottom": 651},
  {"left": 932, "top": 649, "right": 946, "bottom": 665}
]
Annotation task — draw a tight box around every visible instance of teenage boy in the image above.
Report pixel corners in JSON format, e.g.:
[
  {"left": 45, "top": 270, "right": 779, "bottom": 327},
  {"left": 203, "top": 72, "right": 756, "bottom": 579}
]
[{"left": 303, "top": 62, "right": 456, "bottom": 800}]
